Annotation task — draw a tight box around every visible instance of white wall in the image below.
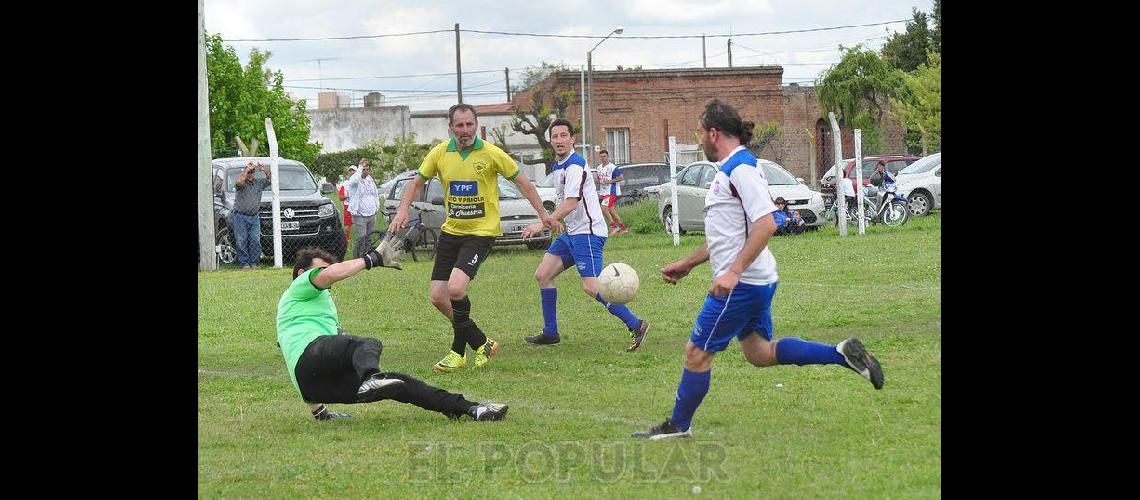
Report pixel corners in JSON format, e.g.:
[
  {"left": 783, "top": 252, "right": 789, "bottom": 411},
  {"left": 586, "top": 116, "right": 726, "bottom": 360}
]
[{"left": 306, "top": 106, "right": 411, "bottom": 152}]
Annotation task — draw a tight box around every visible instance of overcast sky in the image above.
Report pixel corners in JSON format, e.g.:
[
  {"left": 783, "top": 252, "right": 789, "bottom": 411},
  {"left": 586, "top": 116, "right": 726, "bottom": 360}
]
[{"left": 203, "top": 0, "right": 932, "bottom": 111}]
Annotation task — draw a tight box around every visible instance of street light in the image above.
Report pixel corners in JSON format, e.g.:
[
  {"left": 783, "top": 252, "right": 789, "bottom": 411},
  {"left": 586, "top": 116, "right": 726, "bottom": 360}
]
[{"left": 587, "top": 26, "right": 623, "bottom": 167}]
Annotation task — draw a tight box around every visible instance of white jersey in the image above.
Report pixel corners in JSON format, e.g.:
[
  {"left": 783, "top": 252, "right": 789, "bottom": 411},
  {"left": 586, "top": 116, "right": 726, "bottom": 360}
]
[
  {"left": 553, "top": 152, "right": 608, "bottom": 237},
  {"left": 703, "top": 145, "right": 779, "bottom": 285},
  {"left": 596, "top": 162, "right": 621, "bottom": 196}
]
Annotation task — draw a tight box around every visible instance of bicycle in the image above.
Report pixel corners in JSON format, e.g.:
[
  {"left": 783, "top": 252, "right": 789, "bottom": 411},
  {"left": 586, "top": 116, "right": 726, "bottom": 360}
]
[{"left": 356, "top": 205, "right": 438, "bottom": 263}]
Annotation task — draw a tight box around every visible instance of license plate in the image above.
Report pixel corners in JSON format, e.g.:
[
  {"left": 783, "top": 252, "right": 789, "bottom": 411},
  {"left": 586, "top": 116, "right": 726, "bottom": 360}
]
[
  {"left": 514, "top": 224, "right": 528, "bottom": 232},
  {"left": 282, "top": 221, "right": 300, "bottom": 230}
]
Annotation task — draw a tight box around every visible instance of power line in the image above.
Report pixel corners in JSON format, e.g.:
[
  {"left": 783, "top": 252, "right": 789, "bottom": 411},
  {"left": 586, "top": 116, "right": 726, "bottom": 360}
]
[
  {"left": 221, "top": 20, "right": 907, "bottom": 43},
  {"left": 460, "top": 20, "right": 906, "bottom": 39},
  {"left": 226, "top": 29, "right": 453, "bottom": 42}
]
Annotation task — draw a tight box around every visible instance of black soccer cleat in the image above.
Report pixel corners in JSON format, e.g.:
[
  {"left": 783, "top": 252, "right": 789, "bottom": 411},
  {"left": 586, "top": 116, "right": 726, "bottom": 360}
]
[
  {"left": 524, "top": 333, "right": 561, "bottom": 345},
  {"left": 356, "top": 373, "right": 407, "bottom": 402},
  {"left": 313, "top": 405, "right": 352, "bottom": 421},
  {"left": 468, "top": 402, "right": 509, "bottom": 421},
  {"left": 837, "top": 337, "right": 884, "bottom": 390},
  {"left": 632, "top": 418, "right": 692, "bottom": 440},
  {"left": 627, "top": 320, "right": 649, "bottom": 352}
]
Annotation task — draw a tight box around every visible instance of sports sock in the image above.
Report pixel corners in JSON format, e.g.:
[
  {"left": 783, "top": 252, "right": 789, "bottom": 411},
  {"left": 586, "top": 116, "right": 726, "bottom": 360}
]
[
  {"left": 451, "top": 296, "right": 471, "bottom": 355},
  {"left": 775, "top": 337, "right": 848, "bottom": 366},
  {"left": 669, "top": 368, "right": 711, "bottom": 432},
  {"left": 595, "top": 293, "right": 641, "bottom": 330},
  {"left": 541, "top": 288, "right": 559, "bottom": 337}
]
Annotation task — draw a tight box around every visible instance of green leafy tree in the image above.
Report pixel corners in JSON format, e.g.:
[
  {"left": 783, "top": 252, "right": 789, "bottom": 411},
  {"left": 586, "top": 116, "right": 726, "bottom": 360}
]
[
  {"left": 891, "top": 53, "right": 941, "bottom": 155},
  {"left": 932, "top": 0, "right": 941, "bottom": 53},
  {"left": 509, "top": 83, "right": 577, "bottom": 173},
  {"left": 748, "top": 122, "right": 782, "bottom": 156},
  {"left": 881, "top": 8, "right": 932, "bottom": 72},
  {"left": 205, "top": 33, "right": 321, "bottom": 166},
  {"left": 817, "top": 44, "right": 906, "bottom": 154}
]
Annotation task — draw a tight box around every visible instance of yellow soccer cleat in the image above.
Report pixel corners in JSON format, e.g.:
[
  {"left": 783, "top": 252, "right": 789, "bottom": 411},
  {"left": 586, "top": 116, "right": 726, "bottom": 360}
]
[
  {"left": 434, "top": 350, "right": 467, "bottom": 373},
  {"left": 473, "top": 339, "right": 501, "bottom": 369}
]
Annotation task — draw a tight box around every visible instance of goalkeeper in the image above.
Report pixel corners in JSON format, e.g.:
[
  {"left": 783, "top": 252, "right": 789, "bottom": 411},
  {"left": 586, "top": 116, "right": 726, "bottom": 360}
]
[{"left": 275, "top": 243, "right": 508, "bottom": 422}]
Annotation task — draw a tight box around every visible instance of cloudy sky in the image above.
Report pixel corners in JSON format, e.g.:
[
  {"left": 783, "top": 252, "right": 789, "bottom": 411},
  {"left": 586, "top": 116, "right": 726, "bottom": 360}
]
[{"left": 203, "top": 0, "right": 932, "bottom": 111}]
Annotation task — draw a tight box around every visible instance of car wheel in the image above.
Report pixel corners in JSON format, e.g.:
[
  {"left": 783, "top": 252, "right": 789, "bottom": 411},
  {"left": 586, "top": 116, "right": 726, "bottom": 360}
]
[
  {"left": 543, "top": 201, "right": 556, "bottom": 214},
  {"left": 908, "top": 191, "right": 933, "bottom": 217},
  {"left": 215, "top": 228, "right": 237, "bottom": 266},
  {"left": 526, "top": 239, "right": 549, "bottom": 250},
  {"left": 663, "top": 206, "right": 686, "bottom": 235}
]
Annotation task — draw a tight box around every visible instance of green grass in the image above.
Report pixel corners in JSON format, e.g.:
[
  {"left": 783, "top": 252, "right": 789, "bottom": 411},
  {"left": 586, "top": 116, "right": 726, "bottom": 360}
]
[{"left": 199, "top": 213, "right": 941, "bottom": 497}]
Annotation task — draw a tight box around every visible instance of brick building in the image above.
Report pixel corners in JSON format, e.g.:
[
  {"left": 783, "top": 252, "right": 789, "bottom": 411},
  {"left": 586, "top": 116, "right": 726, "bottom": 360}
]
[{"left": 512, "top": 66, "right": 905, "bottom": 181}]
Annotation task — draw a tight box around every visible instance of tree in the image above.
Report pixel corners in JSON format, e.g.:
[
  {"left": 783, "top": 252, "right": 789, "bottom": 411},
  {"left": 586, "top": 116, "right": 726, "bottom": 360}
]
[
  {"left": 932, "top": 0, "right": 941, "bottom": 53},
  {"left": 511, "top": 62, "right": 568, "bottom": 95},
  {"left": 881, "top": 5, "right": 937, "bottom": 72},
  {"left": 817, "top": 44, "right": 906, "bottom": 154},
  {"left": 891, "top": 53, "right": 941, "bottom": 155},
  {"left": 205, "top": 34, "right": 321, "bottom": 166},
  {"left": 747, "top": 122, "right": 782, "bottom": 157},
  {"left": 508, "top": 69, "right": 577, "bottom": 173},
  {"left": 487, "top": 122, "right": 513, "bottom": 153}
]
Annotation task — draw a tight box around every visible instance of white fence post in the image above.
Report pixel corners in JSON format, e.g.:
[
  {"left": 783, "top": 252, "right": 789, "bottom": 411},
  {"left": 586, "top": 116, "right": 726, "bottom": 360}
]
[
  {"left": 855, "top": 129, "right": 865, "bottom": 235},
  {"left": 266, "top": 118, "right": 283, "bottom": 268},
  {"left": 828, "top": 112, "right": 847, "bottom": 237},
  {"left": 668, "top": 136, "right": 680, "bottom": 247}
]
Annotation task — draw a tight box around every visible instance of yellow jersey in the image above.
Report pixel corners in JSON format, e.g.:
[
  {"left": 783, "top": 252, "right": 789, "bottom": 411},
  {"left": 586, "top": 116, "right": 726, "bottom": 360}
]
[{"left": 418, "top": 137, "right": 520, "bottom": 237}]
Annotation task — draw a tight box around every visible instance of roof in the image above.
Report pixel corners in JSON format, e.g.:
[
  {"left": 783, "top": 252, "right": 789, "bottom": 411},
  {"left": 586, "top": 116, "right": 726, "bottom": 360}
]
[{"left": 412, "top": 102, "right": 514, "bottom": 118}]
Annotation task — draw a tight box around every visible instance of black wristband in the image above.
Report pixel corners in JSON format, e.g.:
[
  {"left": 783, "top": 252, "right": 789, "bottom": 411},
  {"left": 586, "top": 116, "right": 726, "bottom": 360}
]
[{"left": 363, "top": 250, "right": 380, "bottom": 270}]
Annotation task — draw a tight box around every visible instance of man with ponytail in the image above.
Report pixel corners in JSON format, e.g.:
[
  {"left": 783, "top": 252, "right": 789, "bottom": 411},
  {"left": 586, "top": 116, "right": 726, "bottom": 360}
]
[{"left": 633, "top": 99, "right": 884, "bottom": 440}]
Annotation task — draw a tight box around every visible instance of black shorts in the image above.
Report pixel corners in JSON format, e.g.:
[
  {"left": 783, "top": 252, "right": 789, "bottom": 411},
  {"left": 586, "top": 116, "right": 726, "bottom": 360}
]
[{"left": 431, "top": 231, "right": 495, "bottom": 281}]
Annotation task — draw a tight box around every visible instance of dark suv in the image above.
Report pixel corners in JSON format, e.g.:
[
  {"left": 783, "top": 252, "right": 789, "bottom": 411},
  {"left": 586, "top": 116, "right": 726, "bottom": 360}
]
[
  {"left": 211, "top": 157, "right": 346, "bottom": 265},
  {"left": 820, "top": 154, "right": 920, "bottom": 202}
]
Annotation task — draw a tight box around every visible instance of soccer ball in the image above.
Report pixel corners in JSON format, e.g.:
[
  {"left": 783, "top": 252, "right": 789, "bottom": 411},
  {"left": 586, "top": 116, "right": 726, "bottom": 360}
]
[{"left": 598, "top": 262, "right": 640, "bottom": 305}]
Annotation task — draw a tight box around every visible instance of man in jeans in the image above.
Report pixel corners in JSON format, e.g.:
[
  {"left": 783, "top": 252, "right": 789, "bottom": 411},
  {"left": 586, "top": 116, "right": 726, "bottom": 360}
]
[
  {"left": 347, "top": 159, "right": 379, "bottom": 258},
  {"left": 233, "top": 160, "right": 271, "bottom": 269}
]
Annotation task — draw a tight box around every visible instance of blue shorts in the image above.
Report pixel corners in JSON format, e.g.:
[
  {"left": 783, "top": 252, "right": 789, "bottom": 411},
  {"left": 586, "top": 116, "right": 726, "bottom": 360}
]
[
  {"left": 690, "top": 281, "right": 778, "bottom": 353},
  {"left": 547, "top": 233, "right": 607, "bottom": 278}
]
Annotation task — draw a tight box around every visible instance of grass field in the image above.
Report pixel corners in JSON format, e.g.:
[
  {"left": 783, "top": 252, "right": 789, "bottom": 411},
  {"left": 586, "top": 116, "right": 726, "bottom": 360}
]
[{"left": 198, "top": 211, "right": 941, "bottom": 497}]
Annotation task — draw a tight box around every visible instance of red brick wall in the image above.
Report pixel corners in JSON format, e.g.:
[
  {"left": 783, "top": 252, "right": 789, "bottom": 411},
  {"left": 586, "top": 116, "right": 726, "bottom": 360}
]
[{"left": 514, "top": 68, "right": 907, "bottom": 180}]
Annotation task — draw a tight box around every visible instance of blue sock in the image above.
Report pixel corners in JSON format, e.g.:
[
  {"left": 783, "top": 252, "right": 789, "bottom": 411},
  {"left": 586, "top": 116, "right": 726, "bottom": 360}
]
[
  {"left": 541, "top": 288, "right": 558, "bottom": 337},
  {"left": 595, "top": 293, "right": 641, "bottom": 330},
  {"left": 775, "top": 337, "right": 848, "bottom": 366},
  {"left": 669, "top": 368, "right": 711, "bottom": 432}
]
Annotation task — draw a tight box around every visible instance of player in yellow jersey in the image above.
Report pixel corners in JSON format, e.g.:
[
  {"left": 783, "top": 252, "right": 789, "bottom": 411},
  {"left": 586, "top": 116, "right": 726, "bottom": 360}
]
[{"left": 391, "top": 104, "right": 561, "bottom": 372}]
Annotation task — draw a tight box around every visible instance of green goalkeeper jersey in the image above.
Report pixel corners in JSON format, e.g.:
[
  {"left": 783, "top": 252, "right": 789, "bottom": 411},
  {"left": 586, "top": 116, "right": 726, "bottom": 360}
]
[{"left": 276, "top": 268, "right": 338, "bottom": 395}]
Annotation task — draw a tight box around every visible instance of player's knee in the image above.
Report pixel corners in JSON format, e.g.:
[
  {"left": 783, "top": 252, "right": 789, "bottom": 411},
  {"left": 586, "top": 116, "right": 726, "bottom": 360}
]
[
  {"left": 684, "top": 346, "right": 712, "bottom": 371},
  {"left": 447, "top": 285, "right": 468, "bottom": 301},
  {"left": 744, "top": 339, "right": 777, "bottom": 367},
  {"left": 430, "top": 288, "right": 449, "bottom": 307}
]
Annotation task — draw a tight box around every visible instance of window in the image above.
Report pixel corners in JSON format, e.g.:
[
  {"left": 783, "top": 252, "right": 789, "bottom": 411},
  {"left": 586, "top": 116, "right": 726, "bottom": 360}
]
[
  {"left": 425, "top": 179, "right": 444, "bottom": 202},
  {"left": 605, "top": 128, "right": 630, "bottom": 164},
  {"left": 680, "top": 165, "right": 702, "bottom": 186},
  {"left": 699, "top": 165, "right": 717, "bottom": 188},
  {"left": 759, "top": 163, "right": 798, "bottom": 185},
  {"left": 225, "top": 166, "right": 316, "bottom": 192},
  {"left": 899, "top": 153, "right": 941, "bottom": 175},
  {"left": 392, "top": 178, "right": 412, "bottom": 200}
]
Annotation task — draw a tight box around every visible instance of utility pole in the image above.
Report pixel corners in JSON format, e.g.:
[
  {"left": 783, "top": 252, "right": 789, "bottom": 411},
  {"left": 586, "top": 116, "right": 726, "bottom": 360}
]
[
  {"left": 702, "top": 34, "right": 707, "bottom": 68},
  {"left": 728, "top": 38, "right": 733, "bottom": 67},
  {"left": 198, "top": 0, "right": 216, "bottom": 271},
  {"left": 504, "top": 67, "right": 511, "bottom": 101},
  {"left": 455, "top": 23, "right": 463, "bottom": 104}
]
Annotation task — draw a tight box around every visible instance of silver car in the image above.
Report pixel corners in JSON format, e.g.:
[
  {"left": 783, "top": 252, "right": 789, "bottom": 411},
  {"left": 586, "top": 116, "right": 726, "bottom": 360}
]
[
  {"left": 894, "top": 153, "right": 942, "bottom": 216},
  {"left": 656, "top": 160, "right": 826, "bottom": 234},
  {"left": 383, "top": 172, "right": 552, "bottom": 250}
]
